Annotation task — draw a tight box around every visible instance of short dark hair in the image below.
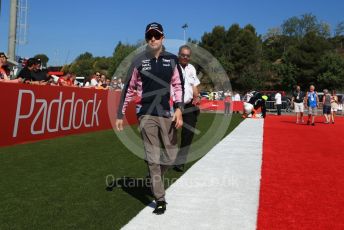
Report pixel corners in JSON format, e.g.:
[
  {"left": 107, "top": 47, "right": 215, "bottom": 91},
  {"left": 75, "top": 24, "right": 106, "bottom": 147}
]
[
  {"left": 26, "top": 58, "right": 37, "bottom": 67},
  {"left": 178, "top": 45, "right": 192, "bottom": 54}
]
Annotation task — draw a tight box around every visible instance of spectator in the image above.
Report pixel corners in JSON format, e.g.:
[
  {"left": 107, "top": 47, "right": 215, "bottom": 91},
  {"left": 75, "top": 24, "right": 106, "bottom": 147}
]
[
  {"left": 233, "top": 92, "right": 241, "bottom": 101},
  {"left": 0, "top": 52, "right": 10, "bottom": 81},
  {"left": 322, "top": 89, "right": 331, "bottom": 124},
  {"left": 99, "top": 74, "right": 106, "bottom": 87},
  {"left": 111, "top": 77, "right": 118, "bottom": 89},
  {"left": 66, "top": 73, "right": 77, "bottom": 87},
  {"left": 31, "top": 58, "right": 50, "bottom": 84},
  {"left": 117, "top": 77, "right": 124, "bottom": 90},
  {"left": 84, "top": 75, "right": 92, "bottom": 87},
  {"left": 99, "top": 75, "right": 110, "bottom": 89},
  {"left": 57, "top": 73, "right": 69, "bottom": 86},
  {"left": 104, "top": 78, "right": 111, "bottom": 89},
  {"left": 291, "top": 85, "right": 306, "bottom": 123},
  {"left": 330, "top": 90, "right": 339, "bottom": 124},
  {"left": 232, "top": 91, "right": 241, "bottom": 114},
  {"left": 224, "top": 90, "right": 231, "bottom": 116},
  {"left": 305, "top": 85, "right": 319, "bottom": 126},
  {"left": 90, "top": 72, "right": 100, "bottom": 87},
  {"left": 275, "top": 91, "right": 282, "bottom": 116},
  {"left": 16, "top": 58, "right": 36, "bottom": 83},
  {"left": 111, "top": 77, "right": 123, "bottom": 91}
]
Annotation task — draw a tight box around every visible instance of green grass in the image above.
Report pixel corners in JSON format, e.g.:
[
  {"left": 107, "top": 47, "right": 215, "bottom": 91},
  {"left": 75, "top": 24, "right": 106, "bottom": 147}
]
[{"left": 0, "top": 113, "right": 243, "bottom": 230}]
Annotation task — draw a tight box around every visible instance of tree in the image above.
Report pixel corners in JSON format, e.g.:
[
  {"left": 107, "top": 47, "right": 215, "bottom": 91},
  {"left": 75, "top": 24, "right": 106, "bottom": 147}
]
[
  {"left": 273, "top": 62, "right": 298, "bottom": 90},
  {"left": 34, "top": 54, "right": 49, "bottom": 67},
  {"left": 318, "top": 21, "right": 331, "bottom": 38},
  {"left": 317, "top": 52, "right": 344, "bottom": 90},
  {"left": 199, "top": 23, "right": 262, "bottom": 90},
  {"left": 335, "top": 21, "right": 344, "bottom": 36},
  {"left": 263, "top": 27, "right": 282, "bottom": 41},
  {"left": 199, "top": 26, "right": 226, "bottom": 57},
  {"left": 281, "top": 13, "right": 330, "bottom": 38},
  {"left": 93, "top": 57, "right": 112, "bottom": 76},
  {"left": 108, "top": 42, "right": 137, "bottom": 77},
  {"left": 69, "top": 52, "right": 95, "bottom": 77},
  {"left": 282, "top": 16, "right": 300, "bottom": 37},
  {"left": 283, "top": 32, "right": 332, "bottom": 88}
]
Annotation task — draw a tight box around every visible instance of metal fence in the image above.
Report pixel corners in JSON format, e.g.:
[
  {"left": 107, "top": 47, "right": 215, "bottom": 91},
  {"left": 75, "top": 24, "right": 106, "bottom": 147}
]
[
  {"left": 265, "top": 100, "right": 291, "bottom": 112},
  {"left": 266, "top": 101, "right": 344, "bottom": 114}
]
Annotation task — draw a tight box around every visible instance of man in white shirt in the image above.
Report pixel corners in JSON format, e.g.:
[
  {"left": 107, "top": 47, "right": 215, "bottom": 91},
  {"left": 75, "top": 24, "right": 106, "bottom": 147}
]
[
  {"left": 275, "top": 91, "right": 282, "bottom": 115},
  {"left": 174, "top": 45, "right": 200, "bottom": 172},
  {"left": 233, "top": 92, "right": 241, "bottom": 101}
]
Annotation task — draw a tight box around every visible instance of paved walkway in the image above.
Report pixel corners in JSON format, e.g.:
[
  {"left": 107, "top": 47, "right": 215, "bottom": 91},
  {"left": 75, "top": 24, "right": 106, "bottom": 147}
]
[{"left": 122, "top": 119, "right": 264, "bottom": 230}]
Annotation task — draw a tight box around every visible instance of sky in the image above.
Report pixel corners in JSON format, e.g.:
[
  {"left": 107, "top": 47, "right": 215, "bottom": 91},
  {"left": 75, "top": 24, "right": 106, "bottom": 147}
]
[{"left": 0, "top": 0, "right": 343, "bottom": 66}]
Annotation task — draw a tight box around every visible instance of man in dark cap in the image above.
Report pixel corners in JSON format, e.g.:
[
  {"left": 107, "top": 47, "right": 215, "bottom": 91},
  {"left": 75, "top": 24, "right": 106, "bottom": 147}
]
[
  {"left": 31, "top": 58, "right": 50, "bottom": 83},
  {"left": 116, "top": 22, "right": 184, "bottom": 215},
  {"left": 16, "top": 58, "right": 37, "bottom": 83}
]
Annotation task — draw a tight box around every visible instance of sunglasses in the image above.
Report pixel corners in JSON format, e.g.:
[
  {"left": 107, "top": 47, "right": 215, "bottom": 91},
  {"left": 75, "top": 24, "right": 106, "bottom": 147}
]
[
  {"left": 179, "top": 54, "right": 190, "bottom": 59},
  {"left": 145, "top": 31, "right": 163, "bottom": 40}
]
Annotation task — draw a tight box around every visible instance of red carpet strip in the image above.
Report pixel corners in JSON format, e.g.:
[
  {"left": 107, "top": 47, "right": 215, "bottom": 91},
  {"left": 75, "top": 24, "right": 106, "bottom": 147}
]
[{"left": 257, "top": 115, "right": 344, "bottom": 230}]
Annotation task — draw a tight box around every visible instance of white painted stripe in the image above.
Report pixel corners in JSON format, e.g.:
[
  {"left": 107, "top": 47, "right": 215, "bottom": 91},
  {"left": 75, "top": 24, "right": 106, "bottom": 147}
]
[{"left": 122, "top": 119, "right": 264, "bottom": 230}]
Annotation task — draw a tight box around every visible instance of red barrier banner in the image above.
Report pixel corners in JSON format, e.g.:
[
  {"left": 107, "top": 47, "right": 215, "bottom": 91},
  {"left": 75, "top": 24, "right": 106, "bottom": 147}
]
[
  {"left": 0, "top": 83, "right": 136, "bottom": 147},
  {"left": 199, "top": 99, "right": 243, "bottom": 112}
]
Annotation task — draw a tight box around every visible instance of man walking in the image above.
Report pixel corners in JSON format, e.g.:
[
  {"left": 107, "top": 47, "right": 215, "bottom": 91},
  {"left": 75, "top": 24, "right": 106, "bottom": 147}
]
[
  {"left": 322, "top": 89, "right": 331, "bottom": 124},
  {"left": 116, "top": 22, "right": 184, "bottom": 215},
  {"left": 291, "top": 85, "right": 306, "bottom": 123},
  {"left": 305, "top": 85, "right": 319, "bottom": 126},
  {"left": 174, "top": 45, "right": 200, "bottom": 172},
  {"left": 275, "top": 91, "right": 282, "bottom": 115}
]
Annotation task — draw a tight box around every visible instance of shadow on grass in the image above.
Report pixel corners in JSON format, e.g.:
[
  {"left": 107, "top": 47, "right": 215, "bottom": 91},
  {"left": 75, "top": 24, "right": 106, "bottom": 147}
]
[{"left": 106, "top": 177, "right": 155, "bottom": 208}]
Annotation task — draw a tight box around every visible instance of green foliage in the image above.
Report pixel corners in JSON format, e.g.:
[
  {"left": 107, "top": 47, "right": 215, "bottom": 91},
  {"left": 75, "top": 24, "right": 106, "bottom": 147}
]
[
  {"left": 68, "top": 52, "right": 95, "bottom": 77},
  {"left": 283, "top": 32, "right": 332, "bottom": 87},
  {"left": 317, "top": 52, "right": 344, "bottom": 90},
  {"left": 199, "top": 23, "right": 262, "bottom": 90},
  {"left": 108, "top": 42, "right": 137, "bottom": 77},
  {"left": 200, "top": 26, "right": 227, "bottom": 58},
  {"left": 281, "top": 13, "right": 330, "bottom": 38},
  {"left": 273, "top": 62, "right": 298, "bottom": 89},
  {"left": 335, "top": 21, "right": 344, "bottom": 36},
  {"left": 65, "top": 52, "right": 113, "bottom": 78}
]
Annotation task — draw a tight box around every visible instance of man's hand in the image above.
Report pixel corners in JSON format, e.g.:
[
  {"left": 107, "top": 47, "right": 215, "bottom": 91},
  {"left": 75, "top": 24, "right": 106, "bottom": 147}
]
[
  {"left": 116, "top": 119, "right": 124, "bottom": 131},
  {"left": 172, "top": 109, "right": 183, "bottom": 129}
]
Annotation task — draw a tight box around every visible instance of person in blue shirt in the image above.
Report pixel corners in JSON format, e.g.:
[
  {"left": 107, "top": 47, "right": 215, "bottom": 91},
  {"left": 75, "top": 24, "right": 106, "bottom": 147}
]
[{"left": 304, "top": 85, "right": 319, "bottom": 126}]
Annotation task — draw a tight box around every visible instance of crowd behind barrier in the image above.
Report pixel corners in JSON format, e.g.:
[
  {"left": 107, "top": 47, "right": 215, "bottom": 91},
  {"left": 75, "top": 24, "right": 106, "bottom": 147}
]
[{"left": 0, "top": 54, "right": 124, "bottom": 91}]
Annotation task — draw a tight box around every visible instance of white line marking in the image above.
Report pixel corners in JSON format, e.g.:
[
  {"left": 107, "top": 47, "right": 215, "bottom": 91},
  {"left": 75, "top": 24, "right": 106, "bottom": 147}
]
[{"left": 122, "top": 119, "right": 264, "bottom": 230}]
